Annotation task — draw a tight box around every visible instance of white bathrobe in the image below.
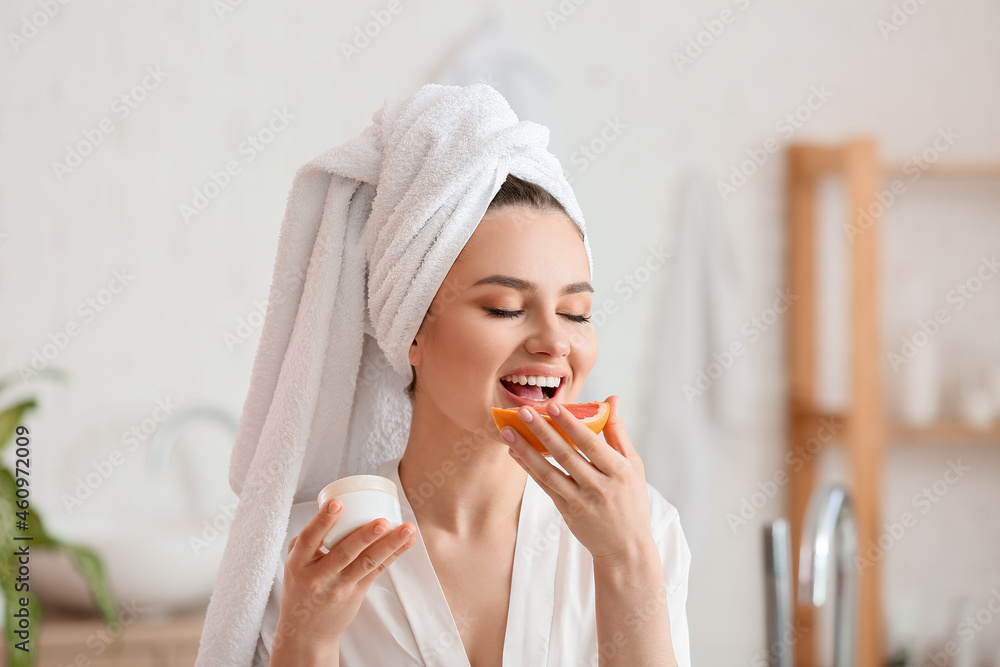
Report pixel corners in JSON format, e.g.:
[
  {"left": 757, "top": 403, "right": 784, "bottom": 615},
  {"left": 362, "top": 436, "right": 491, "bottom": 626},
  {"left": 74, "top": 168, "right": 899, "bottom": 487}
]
[{"left": 253, "top": 456, "right": 692, "bottom": 666}]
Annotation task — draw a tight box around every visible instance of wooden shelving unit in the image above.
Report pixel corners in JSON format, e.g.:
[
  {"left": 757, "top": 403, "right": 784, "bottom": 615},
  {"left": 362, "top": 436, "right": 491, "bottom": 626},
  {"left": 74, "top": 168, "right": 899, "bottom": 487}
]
[
  {"left": 784, "top": 139, "right": 1000, "bottom": 667},
  {"left": 890, "top": 420, "right": 1000, "bottom": 445}
]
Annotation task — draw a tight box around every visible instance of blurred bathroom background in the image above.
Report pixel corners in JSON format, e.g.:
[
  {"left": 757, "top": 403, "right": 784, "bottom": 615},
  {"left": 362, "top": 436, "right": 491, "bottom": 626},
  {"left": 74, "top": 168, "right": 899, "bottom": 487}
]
[{"left": 2, "top": 1, "right": 999, "bottom": 665}]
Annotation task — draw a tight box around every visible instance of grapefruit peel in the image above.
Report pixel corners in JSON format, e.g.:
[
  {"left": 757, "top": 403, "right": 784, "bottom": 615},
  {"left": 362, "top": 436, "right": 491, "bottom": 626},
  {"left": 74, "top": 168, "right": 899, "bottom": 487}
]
[{"left": 491, "top": 401, "right": 611, "bottom": 457}]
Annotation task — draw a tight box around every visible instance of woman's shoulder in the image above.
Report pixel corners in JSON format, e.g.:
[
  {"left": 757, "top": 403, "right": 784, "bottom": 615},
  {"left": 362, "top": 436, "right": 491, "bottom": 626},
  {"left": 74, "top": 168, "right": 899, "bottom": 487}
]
[
  {"left": 644, "top": 481, "right": 691, "bottom": 601},
  {"left": 645, "top": 481, "right": 680, "bottom": 531}
]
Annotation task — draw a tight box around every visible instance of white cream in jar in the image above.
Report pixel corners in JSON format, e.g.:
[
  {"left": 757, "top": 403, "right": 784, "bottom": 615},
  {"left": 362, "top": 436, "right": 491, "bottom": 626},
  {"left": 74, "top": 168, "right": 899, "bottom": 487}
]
[{"left": 316, "top": 474, "right": 403, "bottom": 551}]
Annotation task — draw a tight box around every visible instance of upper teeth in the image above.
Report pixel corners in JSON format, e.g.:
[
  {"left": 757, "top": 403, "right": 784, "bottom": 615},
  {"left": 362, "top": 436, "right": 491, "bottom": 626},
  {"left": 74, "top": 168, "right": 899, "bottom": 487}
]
[{"left": 501, "top": 375, "right": 561, "bottom": 388}]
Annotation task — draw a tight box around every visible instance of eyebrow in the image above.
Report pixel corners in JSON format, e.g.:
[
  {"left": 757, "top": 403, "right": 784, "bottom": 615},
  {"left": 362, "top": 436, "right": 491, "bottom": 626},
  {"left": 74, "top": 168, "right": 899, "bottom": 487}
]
[{"left": 471, "top": 274, "right": 594, "bottom": 296}]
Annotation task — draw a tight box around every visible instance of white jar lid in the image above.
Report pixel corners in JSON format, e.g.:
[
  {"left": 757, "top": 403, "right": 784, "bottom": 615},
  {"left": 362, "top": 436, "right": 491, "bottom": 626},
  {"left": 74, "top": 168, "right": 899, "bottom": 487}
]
[{"left": 318, "top": 474, "right": 399, "bottom": 507}]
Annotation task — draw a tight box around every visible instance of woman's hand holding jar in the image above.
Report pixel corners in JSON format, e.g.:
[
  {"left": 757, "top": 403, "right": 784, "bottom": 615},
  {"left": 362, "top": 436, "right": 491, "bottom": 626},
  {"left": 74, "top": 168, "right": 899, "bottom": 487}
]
[{"left": 269, "top": 499, "right": 416, "bottom": 666}]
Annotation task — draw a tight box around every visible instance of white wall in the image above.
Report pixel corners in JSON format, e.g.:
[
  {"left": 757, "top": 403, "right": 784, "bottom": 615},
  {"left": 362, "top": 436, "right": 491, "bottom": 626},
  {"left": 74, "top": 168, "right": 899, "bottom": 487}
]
[{"left": 2, "top": 0, "right": 999, "bottom": 664}]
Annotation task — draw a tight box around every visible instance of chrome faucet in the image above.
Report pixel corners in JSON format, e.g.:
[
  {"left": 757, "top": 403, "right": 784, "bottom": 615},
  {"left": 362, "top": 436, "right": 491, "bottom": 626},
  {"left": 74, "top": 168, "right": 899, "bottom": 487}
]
[
  {"left": 797, "top": 483, "right": 859, "bottom": 667},
  {"left": 763, "top": 518, "right": 795, "bottom": 667},
  {"left": 763, "top": 484, "right": 859, "bottom": 667},
  {"left": 146, "top": 403, "right": 239, "bottom": 516}
]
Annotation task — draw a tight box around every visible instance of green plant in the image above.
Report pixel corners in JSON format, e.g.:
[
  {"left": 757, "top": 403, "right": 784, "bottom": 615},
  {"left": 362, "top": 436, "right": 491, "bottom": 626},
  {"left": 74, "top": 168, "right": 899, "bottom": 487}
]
[{"left": 0, "top": 367, "right": 117, "bottom": 667}]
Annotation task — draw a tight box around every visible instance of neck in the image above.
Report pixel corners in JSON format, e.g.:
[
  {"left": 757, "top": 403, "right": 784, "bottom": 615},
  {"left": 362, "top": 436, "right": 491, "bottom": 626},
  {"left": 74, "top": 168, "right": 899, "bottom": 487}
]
[{"left": 398, "top": 396, "right": 527, "bottom": 537}]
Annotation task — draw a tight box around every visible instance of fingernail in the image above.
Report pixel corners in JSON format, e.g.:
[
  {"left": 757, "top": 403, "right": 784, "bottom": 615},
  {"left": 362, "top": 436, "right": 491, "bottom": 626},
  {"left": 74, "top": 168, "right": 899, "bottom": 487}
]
[
  {"left": 327, "top": 499, "right": 341, "bottom": 514},
  {"left": 401, "top": 526, "right": 414, "bottom": 538},
  {"left": 518, "top": 406, "right": 533, "bottom": 423},
  {"left": 547, "top": 402, "right": 560, "bottom": 417},
  {"left": 501, "top": 427, "right": 516, "bottom": 442},
  {"left": 374, "top": 522, "right": 387, "bottom": 535}
]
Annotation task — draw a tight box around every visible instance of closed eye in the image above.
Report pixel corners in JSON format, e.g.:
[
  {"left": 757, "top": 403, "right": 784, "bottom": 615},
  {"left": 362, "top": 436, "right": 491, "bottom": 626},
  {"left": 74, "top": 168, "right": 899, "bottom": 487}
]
[{"left": 485, "top": 308, "right": 591, "bottom": 324}]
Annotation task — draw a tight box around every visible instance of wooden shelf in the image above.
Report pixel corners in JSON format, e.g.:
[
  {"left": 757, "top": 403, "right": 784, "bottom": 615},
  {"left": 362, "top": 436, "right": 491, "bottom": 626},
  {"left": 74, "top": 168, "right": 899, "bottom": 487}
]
[
  {"left": 882, "top": 161, "right": 1000, "bottom": 179},
  {"left": 889, "top": 420, "right": 1000, "bottom": 444},
  {"left": 790, "top": 411, "right": 1000, "bottom": 445}
]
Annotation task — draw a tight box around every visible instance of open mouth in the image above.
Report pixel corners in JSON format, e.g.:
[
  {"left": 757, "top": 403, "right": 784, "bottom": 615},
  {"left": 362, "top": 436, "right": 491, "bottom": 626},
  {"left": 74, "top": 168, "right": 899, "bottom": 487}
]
[{"left": 497, "top": 376, "right": 564, "bottom": 405}]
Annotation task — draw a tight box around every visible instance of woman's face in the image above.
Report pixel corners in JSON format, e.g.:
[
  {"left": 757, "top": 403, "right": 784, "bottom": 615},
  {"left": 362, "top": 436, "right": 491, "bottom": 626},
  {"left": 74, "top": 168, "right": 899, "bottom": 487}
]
[{"left": 408, "top": 205, "right": 598, "bottom": 439}]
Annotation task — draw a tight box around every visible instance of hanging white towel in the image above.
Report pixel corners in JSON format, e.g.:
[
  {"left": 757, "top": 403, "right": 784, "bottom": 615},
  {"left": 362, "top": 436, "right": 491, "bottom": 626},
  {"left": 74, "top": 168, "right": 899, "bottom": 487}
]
[{"left": 635, "top": 169, "right": 750, "bottom": 553}]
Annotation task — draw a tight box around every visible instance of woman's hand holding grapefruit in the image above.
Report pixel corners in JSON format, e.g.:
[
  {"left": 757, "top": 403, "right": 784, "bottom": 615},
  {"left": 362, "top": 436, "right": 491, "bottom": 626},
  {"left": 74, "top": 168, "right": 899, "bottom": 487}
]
[{"left": 497, "top": 395, "right": 655, "bottom": 566}]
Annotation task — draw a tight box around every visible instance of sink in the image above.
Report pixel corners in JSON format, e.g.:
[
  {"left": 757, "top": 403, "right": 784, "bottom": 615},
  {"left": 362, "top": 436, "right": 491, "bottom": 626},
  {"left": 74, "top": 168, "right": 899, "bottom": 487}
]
[
  {"left": 33, "top": 404, "right": 239, "bottom": 616},
  {"left": 32, "top": 515, "right": 229, "bottom": 616}
]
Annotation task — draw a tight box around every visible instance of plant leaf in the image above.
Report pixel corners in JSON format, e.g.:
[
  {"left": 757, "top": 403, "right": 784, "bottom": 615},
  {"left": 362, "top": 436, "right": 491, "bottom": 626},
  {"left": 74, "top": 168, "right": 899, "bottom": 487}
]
[
  {"left": 0, "top": 466, "right": 47, "bottom": 667},
  {"left": 0, "top": 468, "right": 57, "bottom": 550},
  {"left": 0, "top": 469, "right": 14, "bottom": 548},
  {"left": 0, "top": 365, "right": 70, "bottom": 402},
  {"left": 0, "top": 364, "right": 103, "bottom": 667},
  {"left": 0, "top": 554, "right": 43, "bottom": 667},
  {"left": 55, "top": 542, "right": 118, "bottom": 625},
  {"left": 0, "top": 399, "right": 35, "bottom": 457},
  {"left": 0, "top": 468, "right": 118, "bottom": 629}
]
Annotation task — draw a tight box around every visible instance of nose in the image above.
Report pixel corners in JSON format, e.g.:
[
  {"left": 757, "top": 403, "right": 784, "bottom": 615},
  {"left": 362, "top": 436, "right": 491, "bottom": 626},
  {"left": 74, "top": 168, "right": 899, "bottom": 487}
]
[{"left": 524, "top": 311, "right": 573, "bottom": 358}]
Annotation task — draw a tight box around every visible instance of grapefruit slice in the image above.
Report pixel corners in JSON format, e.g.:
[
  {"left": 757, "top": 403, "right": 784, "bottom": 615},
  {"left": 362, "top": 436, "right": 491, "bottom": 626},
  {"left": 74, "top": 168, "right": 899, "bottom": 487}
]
[{"left": 491, "top": 401, "right": 610, "bottom": 457}]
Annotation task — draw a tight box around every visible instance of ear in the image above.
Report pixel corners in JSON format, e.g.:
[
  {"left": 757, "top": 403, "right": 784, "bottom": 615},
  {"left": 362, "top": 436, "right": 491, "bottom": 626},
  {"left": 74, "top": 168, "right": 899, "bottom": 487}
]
[{"left": 409, "top": 338, "right": 420, "bottom": 366}]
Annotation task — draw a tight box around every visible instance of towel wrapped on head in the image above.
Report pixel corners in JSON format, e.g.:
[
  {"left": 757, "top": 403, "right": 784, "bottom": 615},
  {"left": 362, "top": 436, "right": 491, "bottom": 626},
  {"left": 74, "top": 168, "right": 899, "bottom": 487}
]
[{"left": 194, "top": 82, "right": 593, "bottom": 667}]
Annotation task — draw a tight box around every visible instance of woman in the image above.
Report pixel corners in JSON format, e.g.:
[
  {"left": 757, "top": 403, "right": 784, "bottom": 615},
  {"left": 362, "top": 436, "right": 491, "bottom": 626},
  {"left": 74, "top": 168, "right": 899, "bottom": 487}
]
[{"left": 261, "top": 173, "right": 692, "bottom": 666}]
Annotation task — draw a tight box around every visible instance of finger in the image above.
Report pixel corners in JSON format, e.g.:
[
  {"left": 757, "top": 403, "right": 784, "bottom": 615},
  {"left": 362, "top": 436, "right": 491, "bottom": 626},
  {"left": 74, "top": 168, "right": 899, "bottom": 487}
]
[
  {"left": 515, "top": 405, "right": 599, "bottom": 483},
  {"left": 336, "top": 522, "right": 416, "bottom": 584},
  {"left": 508, "top": 446, "right": 575, "bottom": 517},
  {"left": 287, "top": 536, "right": 297, "bottom": 554},
  {"left": 603, "top": 395, "right": 638, "bottom": 459},
  {"left": 289, "top": 498, "right": 342, "bottom": 565},
  {"left": 504, "top": 425, "right": 576, "bottom": 500},
  {"left": 355, "top": 527, "right": 418, "bottom": 588},
  {"left": 541, "top": 402, "right": 625, "bottom": 477},
  {"left": 320, "top": 517, "right": 398, "bottom": 575}
]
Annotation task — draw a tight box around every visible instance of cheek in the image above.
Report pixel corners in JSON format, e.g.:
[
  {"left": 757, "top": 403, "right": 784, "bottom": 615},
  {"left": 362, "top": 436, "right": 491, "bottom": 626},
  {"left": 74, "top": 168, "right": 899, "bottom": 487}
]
[
  {"left": 584, "top": 334, "right": 598, "bottom": 366},
  {"left": 569, "top": 331, "right": 598, "bottom": 388},
  {"left": 428, "top": 314, "right": 502, "bottom": 378},
  {"left": 571, "top": 325, "right": 598, "bottom": 361}
]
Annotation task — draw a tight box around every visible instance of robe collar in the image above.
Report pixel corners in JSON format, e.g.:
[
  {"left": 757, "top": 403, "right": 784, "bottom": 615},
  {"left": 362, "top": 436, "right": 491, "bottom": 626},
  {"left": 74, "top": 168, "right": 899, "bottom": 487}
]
[{"left": 380, "top": 455, "right": 561, "bottom": 666}]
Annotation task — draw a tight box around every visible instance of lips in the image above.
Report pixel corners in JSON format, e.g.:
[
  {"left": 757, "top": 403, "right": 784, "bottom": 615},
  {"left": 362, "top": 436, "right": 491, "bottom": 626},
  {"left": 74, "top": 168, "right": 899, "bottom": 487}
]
[{"left": 497, "top": 376, "right": 566, "bottom": 408}]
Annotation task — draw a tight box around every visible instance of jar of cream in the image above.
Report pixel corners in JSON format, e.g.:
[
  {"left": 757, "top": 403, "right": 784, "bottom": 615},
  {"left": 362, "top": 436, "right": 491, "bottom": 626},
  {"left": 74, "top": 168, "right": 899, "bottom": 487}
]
[{"left": 317, "top": 474, "right": 403, "bottom": 551}]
